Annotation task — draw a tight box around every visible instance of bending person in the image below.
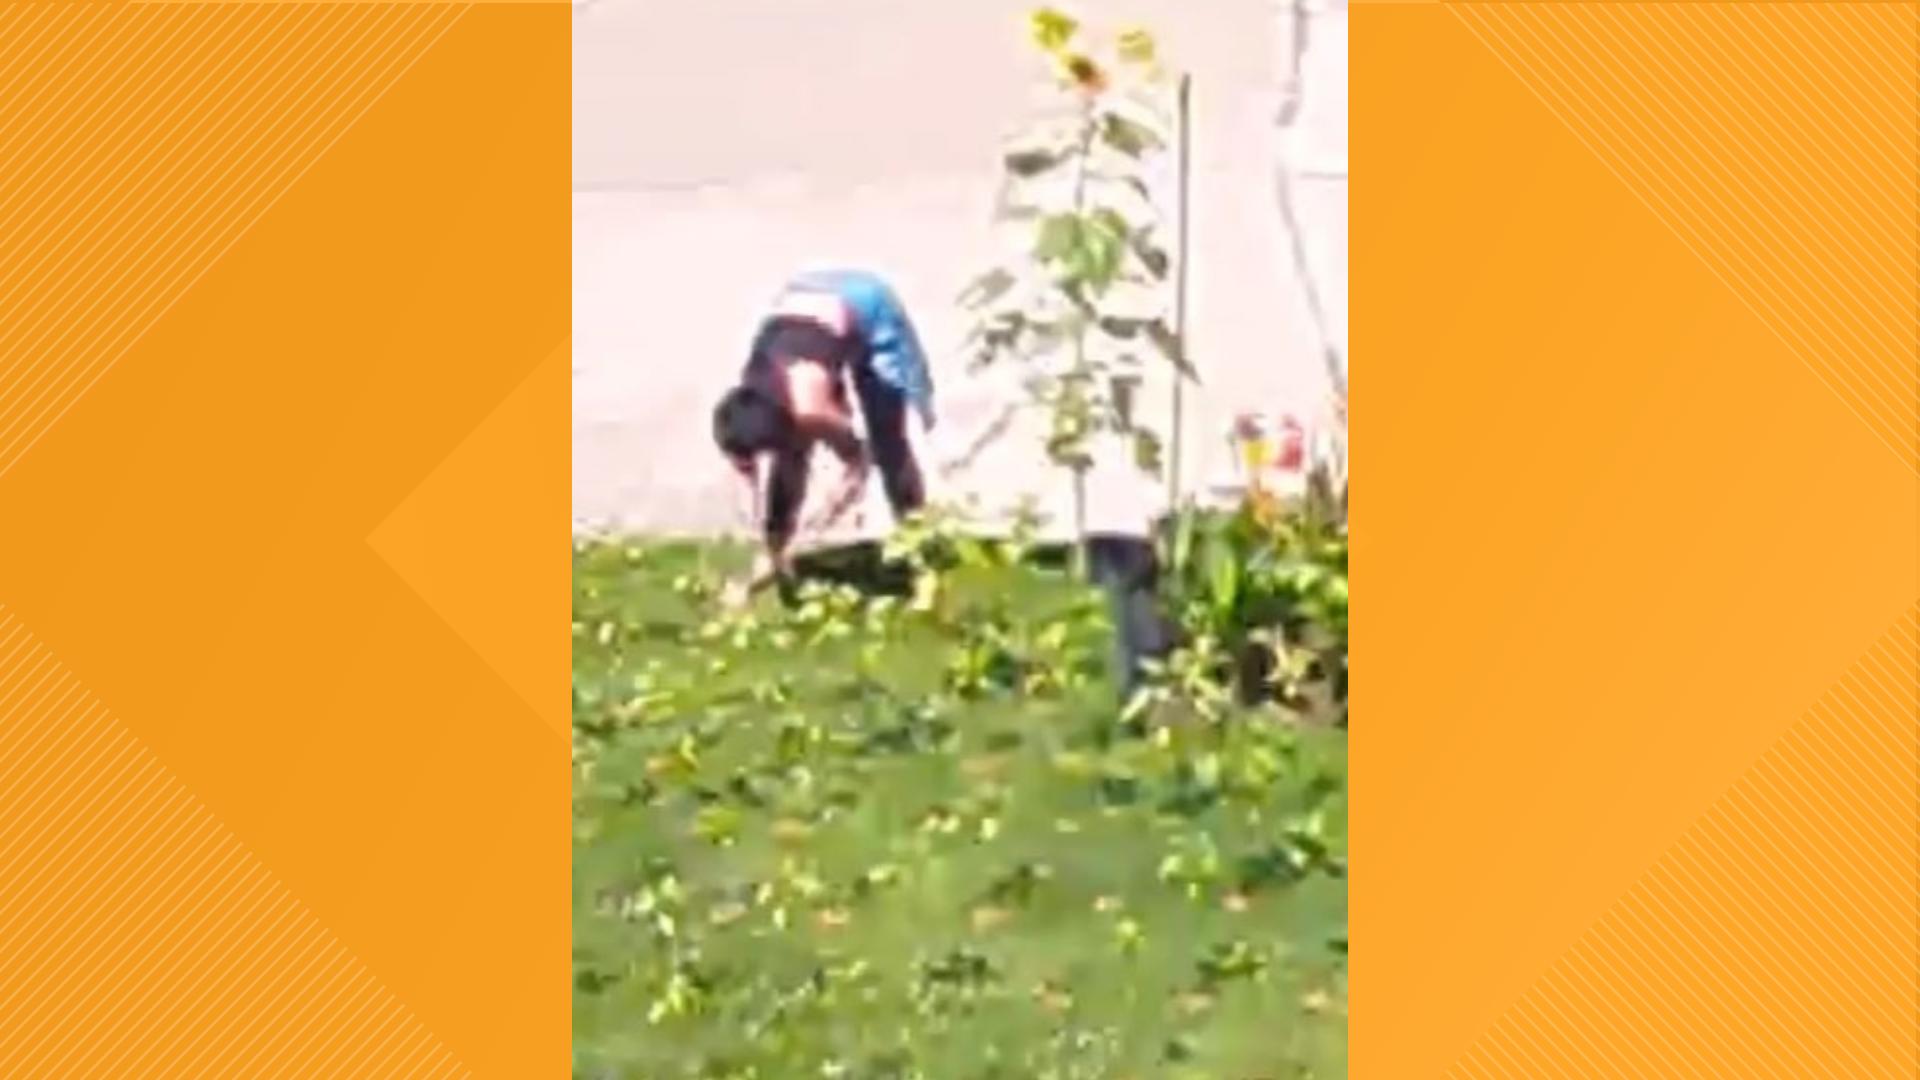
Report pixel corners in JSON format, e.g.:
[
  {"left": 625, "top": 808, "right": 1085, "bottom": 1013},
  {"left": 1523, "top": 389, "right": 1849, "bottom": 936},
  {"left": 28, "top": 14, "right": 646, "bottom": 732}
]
[{"left": 711, "top": 268, "right": 934, "bottom": 599}]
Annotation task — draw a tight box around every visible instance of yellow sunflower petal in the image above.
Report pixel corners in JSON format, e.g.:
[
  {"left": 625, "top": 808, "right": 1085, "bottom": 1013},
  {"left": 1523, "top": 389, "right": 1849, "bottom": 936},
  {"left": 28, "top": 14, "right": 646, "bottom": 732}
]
[
  {"left": 1029, "top": 7, "right": 1078, "bottom": 54},
  {"left": 1117, "top": 26, "right": 1157, "bottom": 66}
]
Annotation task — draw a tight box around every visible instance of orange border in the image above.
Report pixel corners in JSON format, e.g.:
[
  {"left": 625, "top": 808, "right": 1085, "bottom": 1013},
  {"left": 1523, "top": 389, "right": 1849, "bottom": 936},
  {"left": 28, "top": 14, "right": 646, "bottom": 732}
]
[
  {"left": 0, "top": 5, "right": 565, "bottom": 1075},
  {"left": 1357, "top": 3, "right": 1916, "bottom": 1075}
]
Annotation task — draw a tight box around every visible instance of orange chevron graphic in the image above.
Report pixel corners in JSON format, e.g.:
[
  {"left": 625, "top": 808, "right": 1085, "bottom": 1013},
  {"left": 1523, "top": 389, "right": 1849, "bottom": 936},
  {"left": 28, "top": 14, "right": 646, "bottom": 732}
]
[
  {"left": 0, "top": 4, "right": 565, "bottom": 1075},
  {"left": 0, "top": 3, "right": 472, "bottom": 481},
  {"left": 1450, "top": 606, "right": 1919, "bottom": 1077},
  {"left": 370, "top": 339, "right": 569, "bottom": 736},
  {"left": 1355, "top": 4, "right": 1918, "bottom": 1075},
  {"left": 1452, "top": 1, "right": 1919, "bottom": 475},
  {"left": 0, "top": 607, "right": 469, "bottom": 1077}
]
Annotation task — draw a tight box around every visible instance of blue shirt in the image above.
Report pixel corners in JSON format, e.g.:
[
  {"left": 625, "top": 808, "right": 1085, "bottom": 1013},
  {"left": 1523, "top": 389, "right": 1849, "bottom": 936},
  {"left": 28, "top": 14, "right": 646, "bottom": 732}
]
[{"left": 784, "top": 269, "right": 935, "bottom": 431}]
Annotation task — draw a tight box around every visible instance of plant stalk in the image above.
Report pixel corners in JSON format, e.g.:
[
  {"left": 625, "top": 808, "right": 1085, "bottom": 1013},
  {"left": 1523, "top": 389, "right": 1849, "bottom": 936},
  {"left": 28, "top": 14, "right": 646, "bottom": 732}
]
[
  {"left": 1169, "top": 73, "right": 1192, "bottom": 511},
  {"left": 1067, "top": 101, "right": 1096, "bottom": 563}
]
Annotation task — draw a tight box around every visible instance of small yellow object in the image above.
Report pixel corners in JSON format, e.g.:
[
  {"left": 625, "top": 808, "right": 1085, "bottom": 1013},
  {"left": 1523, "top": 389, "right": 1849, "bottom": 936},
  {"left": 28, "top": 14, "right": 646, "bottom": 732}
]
[
  {"left": 910, "top": 570, "right": 941, "bottom": 612},
  {"left": 1029, "top": 7, "right": 1078, "bottom": 53},
  {"left": 770, "top": 818, "right": 814, "bottom": 843},
  {"left": 1176, "top": 991, "right": 1216, "bottom": 1016},
  {"left": 1117, "top": 26, "right": 1156, "bottom": 66},
  {"left": 971, "top": 905, "right": 1013, "bottom": 932},
  {"left": 1241, "top": 433, "right": 1271, "bottom": 480}
]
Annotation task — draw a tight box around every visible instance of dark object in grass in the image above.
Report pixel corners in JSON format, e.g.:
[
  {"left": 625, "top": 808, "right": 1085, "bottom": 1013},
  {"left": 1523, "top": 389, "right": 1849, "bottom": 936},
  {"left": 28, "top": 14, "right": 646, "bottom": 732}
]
[
  {"left": 1085, "top": 533, "right": 1177, "bottom": 702},
  {"left": 786, "top": 541, "right": 915, "bottom": 598}
]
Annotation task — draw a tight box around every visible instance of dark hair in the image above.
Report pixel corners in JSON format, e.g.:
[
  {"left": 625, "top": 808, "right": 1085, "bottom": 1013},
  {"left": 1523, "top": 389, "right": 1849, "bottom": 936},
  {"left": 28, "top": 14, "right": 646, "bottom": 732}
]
[{"left": 712, "top": 383, "right": 795, "bottom": 459}]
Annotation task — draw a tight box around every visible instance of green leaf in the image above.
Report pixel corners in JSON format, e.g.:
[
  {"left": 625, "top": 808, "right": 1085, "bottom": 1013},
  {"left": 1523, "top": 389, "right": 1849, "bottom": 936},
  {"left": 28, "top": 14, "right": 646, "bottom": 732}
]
[
  {"left": 1079, "top": 209, "right": 1129, "bottom": 290},
  {"left": 1130, "top": 236, "right": 1171, "bottom": 278},
  {"left": 1145, "top": 318, "right": 1198, "bottom": 380},
  {"left": 1089, "top": 205, "right": 1131, "bottom": 235},
  {"left": 1115, "top": 173, "right": 1154, "bottom": 205},
  {"left": 1170, "top": 507, "right": 1198, "bottom": 576},
  {"left": 959, "top": 267, "right": 1016, "bottom": 309},
  {"left": 1099, "top": 112, "right": 1164, "bottom": 157},
  {"left": 1035, "top": 213, "right": 1081, "bottom": 262},
  {"left": 1107, "top": 372, "right": 1140, "bottom": 430},
  {"left": 1037, "top": 211, "right": 1127, "bottom": 293},
  {"left": 1209, "top": 554, "right": 1240, "bottom": 618},
  {"left": 1132, "top": 429, "right": 1164, "bottom": 475},
  {"left": 1003, "top": 147, "right": 1061, "bottom": 177},
  {"left": 1086, "top": 243, "right": 1124, "bottom": 291}
]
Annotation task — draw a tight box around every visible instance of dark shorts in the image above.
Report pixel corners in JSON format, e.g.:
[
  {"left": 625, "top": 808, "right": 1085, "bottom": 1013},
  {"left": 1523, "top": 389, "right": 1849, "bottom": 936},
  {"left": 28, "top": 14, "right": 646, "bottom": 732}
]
[
  {"left": 747, "top": 316, "right": 924, "bottom": 537},
  {"left": 745, "top": 315, "right": 907, "bottom": 446},
  {"left": 746, "top": 316, "right": 859, "bottom": 381}
]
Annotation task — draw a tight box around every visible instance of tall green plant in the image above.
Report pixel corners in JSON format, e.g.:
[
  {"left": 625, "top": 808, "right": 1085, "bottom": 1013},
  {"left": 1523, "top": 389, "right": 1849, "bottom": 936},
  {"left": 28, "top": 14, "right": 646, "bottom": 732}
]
[{"left": 960, "top": 9, "right": 1194, "bottom": 541}]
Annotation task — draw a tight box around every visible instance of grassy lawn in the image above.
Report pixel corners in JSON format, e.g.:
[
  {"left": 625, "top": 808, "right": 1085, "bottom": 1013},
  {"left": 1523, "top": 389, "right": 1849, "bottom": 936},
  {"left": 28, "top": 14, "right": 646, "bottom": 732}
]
[{"left": 573, "top": 538, "right": 1348, "bottom": 1080}]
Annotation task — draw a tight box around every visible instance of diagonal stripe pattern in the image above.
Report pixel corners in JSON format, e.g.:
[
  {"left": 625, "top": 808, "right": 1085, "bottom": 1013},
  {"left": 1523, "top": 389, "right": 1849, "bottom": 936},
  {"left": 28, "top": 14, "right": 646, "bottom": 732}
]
[
  {"left": 1448, "top": 606, "right": 1920, "bottom": 1077},
  {"left": 0, "top": 1, "right": 471, "bottom": 481},
  {"left": 0, "top": 607, "right": 471, "bottom": 1077},
  {"left": 1451, "top": 1, "right": 1920, "bottom": 475}
]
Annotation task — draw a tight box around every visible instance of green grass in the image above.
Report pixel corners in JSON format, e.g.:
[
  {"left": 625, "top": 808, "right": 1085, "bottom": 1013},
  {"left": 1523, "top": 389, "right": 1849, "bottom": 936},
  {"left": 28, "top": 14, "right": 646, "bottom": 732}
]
[{"left": 573, "top": 538, "right": 1347, "bottom": 1080}]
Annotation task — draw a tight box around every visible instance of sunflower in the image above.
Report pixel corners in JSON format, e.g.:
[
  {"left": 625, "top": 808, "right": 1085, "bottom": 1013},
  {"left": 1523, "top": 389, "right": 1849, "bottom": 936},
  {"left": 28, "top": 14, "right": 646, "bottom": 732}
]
[
  {"left": 1060, "top": 52, "right": 1108, "bottom": 94},
  {"left": 1028, "top": 7, "right": 1078, "bottom": 53}
]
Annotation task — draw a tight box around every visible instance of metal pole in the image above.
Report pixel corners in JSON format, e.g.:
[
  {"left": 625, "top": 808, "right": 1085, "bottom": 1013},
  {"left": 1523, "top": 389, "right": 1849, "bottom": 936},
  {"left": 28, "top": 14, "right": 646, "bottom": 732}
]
[{"left": 1168, "top": 72, "right": 1192, "bottom": 510}]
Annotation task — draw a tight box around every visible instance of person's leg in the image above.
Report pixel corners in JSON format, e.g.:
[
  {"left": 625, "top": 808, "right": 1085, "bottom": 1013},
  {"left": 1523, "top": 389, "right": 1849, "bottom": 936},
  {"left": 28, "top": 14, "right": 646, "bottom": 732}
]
[
  {"left": 850, "top": 360, "right": 925, "bottom": 521},
  {"left": 1085, "top": 534, "right": 1175, "bottom": 701}
]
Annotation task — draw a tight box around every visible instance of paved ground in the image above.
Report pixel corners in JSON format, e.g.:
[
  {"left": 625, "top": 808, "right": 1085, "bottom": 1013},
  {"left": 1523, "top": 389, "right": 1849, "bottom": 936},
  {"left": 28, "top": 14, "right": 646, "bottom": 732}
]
[{"left": 573, "top": 0, "right": 1347, "bottom": 540}]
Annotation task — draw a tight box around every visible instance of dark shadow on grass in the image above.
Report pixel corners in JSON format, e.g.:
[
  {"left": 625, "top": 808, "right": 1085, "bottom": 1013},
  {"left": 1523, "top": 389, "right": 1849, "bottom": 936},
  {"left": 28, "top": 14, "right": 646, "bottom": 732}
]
[
  {"left": 787, "top": 539, "right": 1086, "bottom": 601},
  {"left": 632, "top": 620, "right": 688, "bottom": 644},
  {"left": 786, "top": 541, "right": 915, "bottom": 599}
]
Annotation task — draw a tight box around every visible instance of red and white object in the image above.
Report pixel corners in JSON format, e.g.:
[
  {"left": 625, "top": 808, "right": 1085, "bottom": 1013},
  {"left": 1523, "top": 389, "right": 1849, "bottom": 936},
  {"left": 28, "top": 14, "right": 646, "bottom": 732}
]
[
  {"left": 1208, "top": 407, "right": 1344, "bottom": 507},
  {"left": 1272, "top": 413, "right": 1307, "bottom": 472}
]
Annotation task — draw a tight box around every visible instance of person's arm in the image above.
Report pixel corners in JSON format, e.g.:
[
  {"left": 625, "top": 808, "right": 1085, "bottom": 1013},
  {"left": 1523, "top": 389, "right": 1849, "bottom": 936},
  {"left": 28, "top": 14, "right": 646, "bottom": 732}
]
[
  {"left": 719, "top": 448, "right": 806, "bottom": 608},
  {"left": 752, "top": 446, "right": 810, "bottom": 585},
  {"left": 727, "top": 453, "right": 762, "bottom": 529},
  {"left": 799, "top": 408, "right": 869, "bottom": 534}
]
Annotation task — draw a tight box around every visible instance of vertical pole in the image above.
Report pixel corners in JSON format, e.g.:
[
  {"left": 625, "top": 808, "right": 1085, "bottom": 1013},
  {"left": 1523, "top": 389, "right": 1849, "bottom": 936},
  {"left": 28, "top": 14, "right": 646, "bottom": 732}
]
[{"left": 1168, "top": 73, "right": 1193, "bottom": 510}]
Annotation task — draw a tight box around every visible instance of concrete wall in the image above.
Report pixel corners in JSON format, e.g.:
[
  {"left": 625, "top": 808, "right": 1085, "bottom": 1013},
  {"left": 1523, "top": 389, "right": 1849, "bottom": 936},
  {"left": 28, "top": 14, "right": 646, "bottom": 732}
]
[{"left": 573, "top": 0, "right": 1347, "bottom": 536}]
